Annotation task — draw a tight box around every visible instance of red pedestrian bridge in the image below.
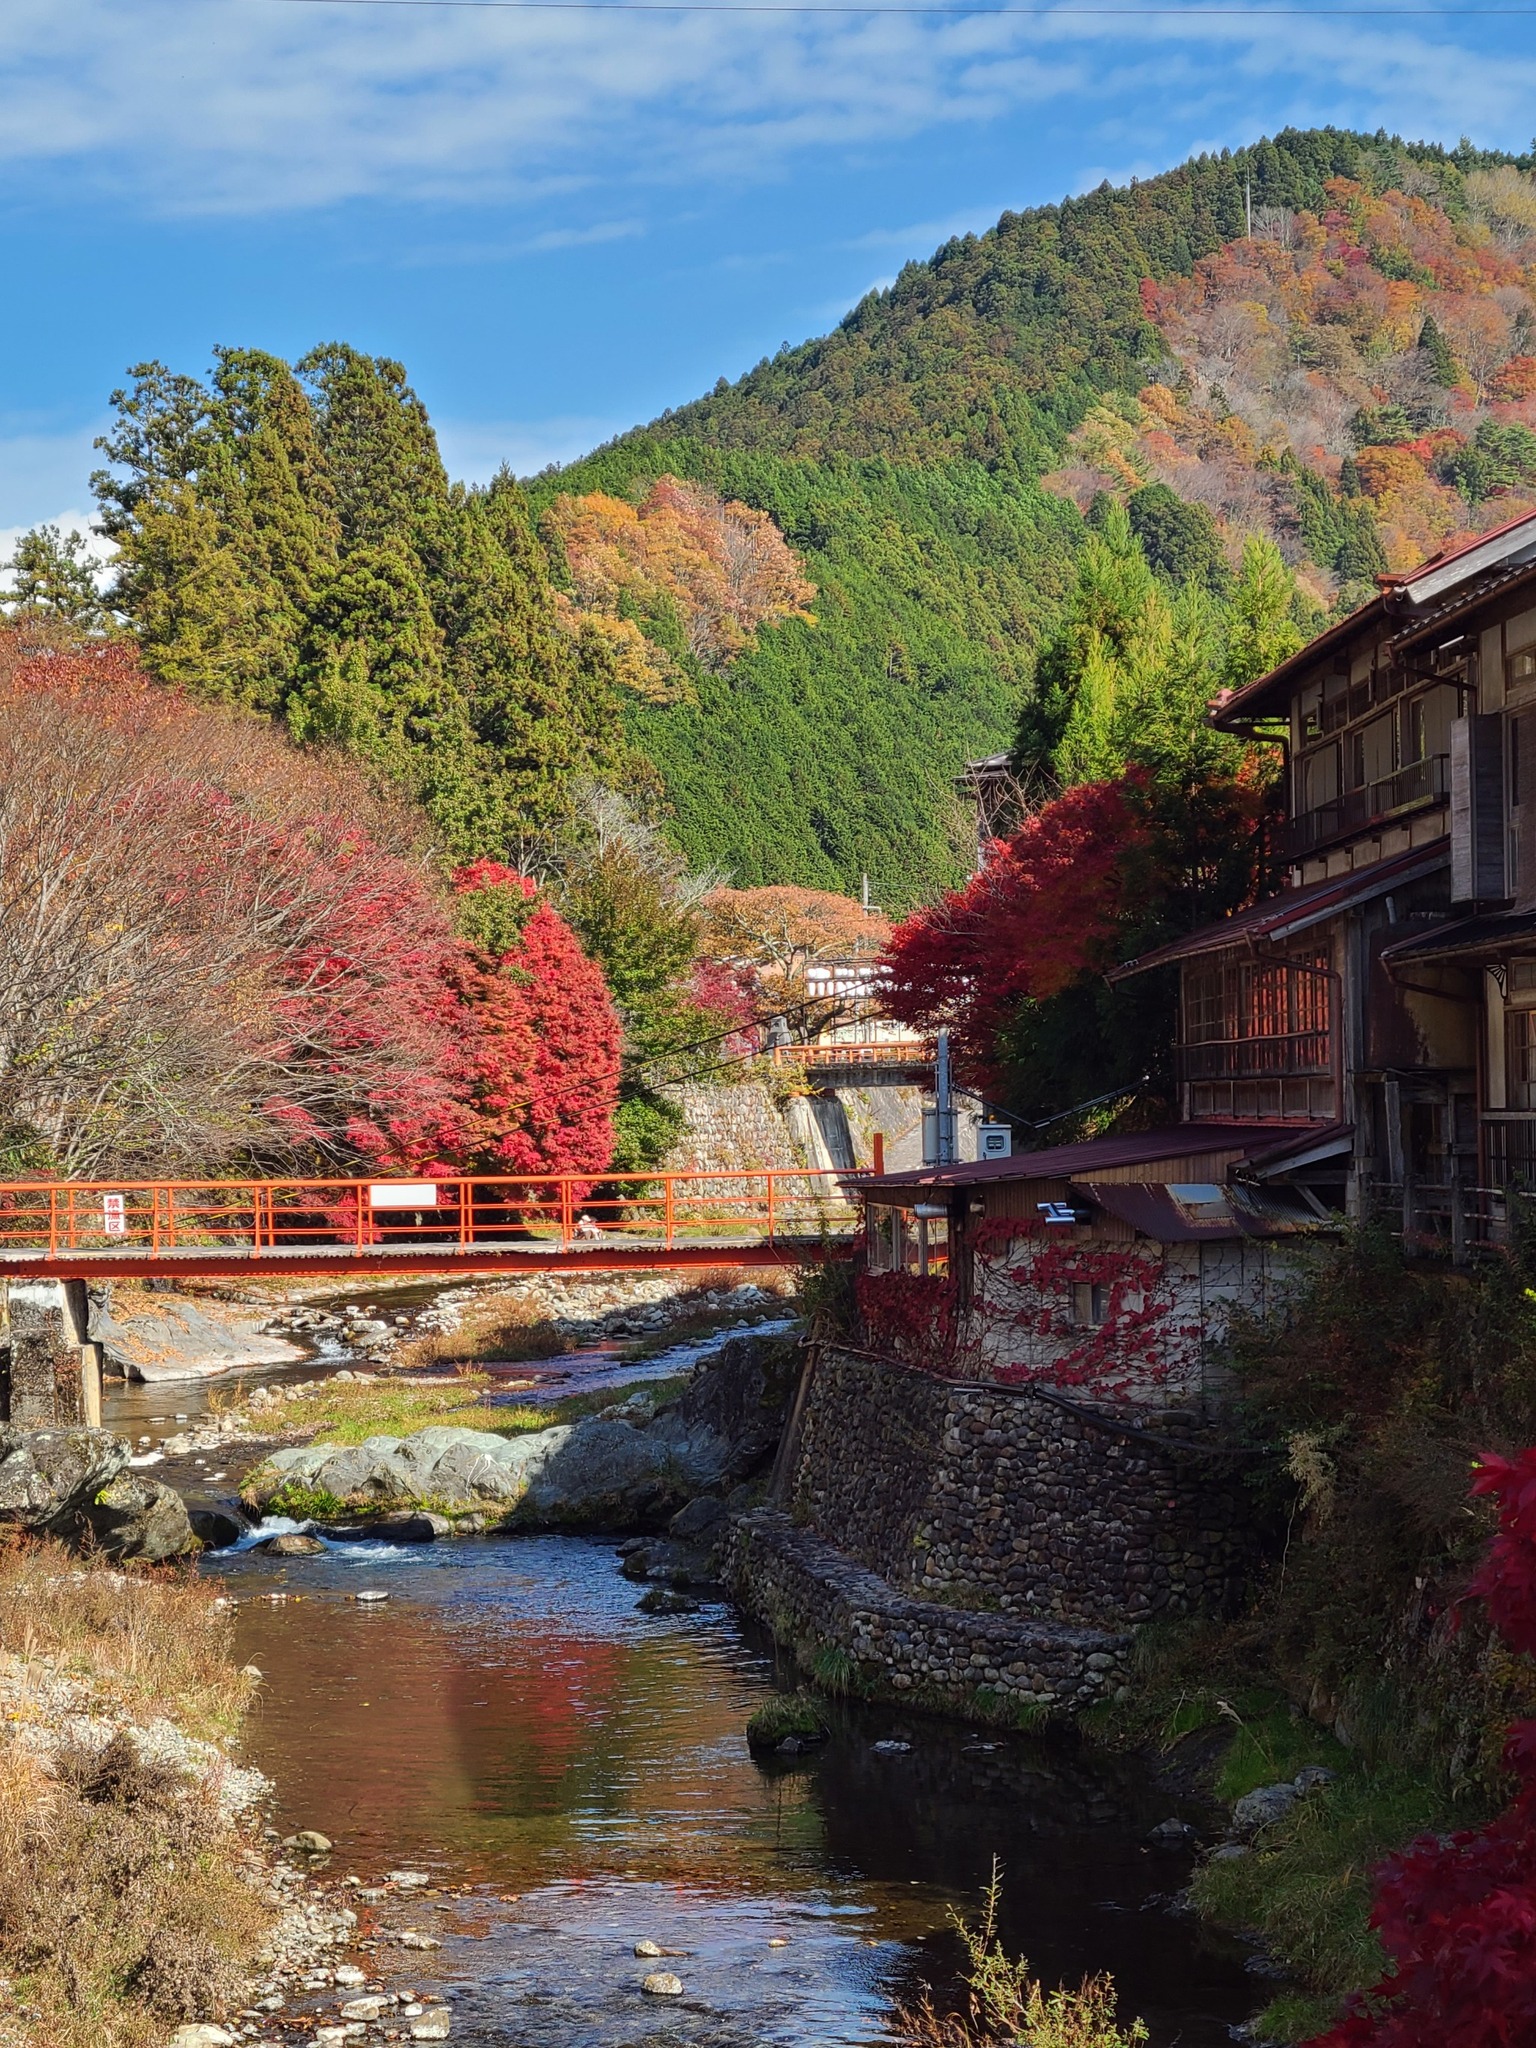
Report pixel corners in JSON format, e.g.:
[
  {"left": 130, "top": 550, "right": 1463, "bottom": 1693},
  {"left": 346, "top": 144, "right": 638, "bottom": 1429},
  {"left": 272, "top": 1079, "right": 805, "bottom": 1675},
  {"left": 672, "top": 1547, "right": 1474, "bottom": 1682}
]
[{"left": 0, "top": 1170, "right": 863, "bottom": 1281}]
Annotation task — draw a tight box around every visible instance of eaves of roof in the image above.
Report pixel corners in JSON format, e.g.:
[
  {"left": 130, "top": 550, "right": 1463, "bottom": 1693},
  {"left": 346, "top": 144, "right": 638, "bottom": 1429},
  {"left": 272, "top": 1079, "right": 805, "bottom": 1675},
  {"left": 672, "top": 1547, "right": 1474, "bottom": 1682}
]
[
  {"left": 1107, "top": 844, "right": 1448, "bottom": 983},
  {"left": 1212, "top": 507, "right": 1536, "bottom": 730},
  {"left": 857, "top": 1120, "right": 1307, "bottom": 1194}
]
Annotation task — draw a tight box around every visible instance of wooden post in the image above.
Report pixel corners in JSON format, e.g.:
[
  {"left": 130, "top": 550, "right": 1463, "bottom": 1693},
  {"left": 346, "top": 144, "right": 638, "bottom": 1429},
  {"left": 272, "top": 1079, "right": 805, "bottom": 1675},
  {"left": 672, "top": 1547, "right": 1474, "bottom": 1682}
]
[{"left": 872, "top": 1131, "right": 885, "bottom": 1176}]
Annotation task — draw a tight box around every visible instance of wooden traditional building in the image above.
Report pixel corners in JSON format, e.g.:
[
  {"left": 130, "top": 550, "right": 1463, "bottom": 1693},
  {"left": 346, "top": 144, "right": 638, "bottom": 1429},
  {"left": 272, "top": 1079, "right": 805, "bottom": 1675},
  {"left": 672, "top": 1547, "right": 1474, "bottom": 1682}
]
[{"left": 856, "top": 509, "right": 1536, "bottom": 1396}]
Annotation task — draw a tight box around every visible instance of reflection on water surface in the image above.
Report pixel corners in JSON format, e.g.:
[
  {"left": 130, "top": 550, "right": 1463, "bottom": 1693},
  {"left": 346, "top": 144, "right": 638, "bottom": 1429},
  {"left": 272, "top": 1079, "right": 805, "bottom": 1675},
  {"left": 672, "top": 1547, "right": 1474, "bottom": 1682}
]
[{"left": 210, "top": 1534, "right": 1254, "bottom": 2046}]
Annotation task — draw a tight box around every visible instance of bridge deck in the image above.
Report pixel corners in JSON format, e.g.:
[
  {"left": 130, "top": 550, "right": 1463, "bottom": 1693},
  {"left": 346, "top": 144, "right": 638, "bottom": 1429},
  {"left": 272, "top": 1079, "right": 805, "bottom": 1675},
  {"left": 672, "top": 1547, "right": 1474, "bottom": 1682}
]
[{"left": 0, "top": 1169, "right": 860, "bottom": 1280}]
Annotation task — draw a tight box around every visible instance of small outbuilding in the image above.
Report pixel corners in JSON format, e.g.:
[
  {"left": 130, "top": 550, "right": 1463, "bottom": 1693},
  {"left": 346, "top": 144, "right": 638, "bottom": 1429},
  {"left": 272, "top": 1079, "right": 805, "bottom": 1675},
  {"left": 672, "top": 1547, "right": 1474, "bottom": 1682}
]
[{"left": 858, "top": 1121, "right": 1326, "bottom": 1408}]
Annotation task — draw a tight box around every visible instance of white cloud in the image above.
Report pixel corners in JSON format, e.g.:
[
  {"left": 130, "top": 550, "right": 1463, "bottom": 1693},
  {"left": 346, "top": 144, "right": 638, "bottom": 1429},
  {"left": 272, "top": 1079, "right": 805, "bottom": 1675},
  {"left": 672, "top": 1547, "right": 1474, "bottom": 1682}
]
[{"left": 1, "top": 1, "right": 1528, "bottom": 219}]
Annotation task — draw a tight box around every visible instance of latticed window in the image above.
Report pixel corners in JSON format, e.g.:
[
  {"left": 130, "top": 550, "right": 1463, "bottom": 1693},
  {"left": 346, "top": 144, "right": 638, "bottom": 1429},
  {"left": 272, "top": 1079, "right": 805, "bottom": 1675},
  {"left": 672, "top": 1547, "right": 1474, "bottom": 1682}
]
[
  {"left": 1183, "top": 960, "right": 1236, "bottom": 1043},
  {"left": 1508, "top": 975, "right": 1536, "bottom": 1112},
  {"left": 1183, "top": 949, "right": 1330, "bottom": 1053}
]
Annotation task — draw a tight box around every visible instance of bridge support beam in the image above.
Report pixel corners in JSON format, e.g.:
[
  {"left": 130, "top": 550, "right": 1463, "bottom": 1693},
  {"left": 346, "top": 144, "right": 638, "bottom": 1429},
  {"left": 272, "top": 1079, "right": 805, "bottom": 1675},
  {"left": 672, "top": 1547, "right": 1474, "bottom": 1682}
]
[{"left": 2, "top": 1280, "right": 102, "bottom": 1428}]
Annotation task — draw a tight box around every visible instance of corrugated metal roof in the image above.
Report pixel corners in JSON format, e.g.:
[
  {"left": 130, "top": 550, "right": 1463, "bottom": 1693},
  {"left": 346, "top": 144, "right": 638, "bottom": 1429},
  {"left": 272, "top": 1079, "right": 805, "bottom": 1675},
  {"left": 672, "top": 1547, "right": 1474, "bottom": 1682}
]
[
  {"left": 1380, "top": 908, "right": 1536, "bottom": 966},
  {"left": 1108, "top": 845, "right": 1447, "bottom": 982},
  {"left": 859, "top": 1121, "right": 1307, "bottom": 1193},
  {"left": 1076, "top": 1180, "right": 1323, "bottom": 1242}
]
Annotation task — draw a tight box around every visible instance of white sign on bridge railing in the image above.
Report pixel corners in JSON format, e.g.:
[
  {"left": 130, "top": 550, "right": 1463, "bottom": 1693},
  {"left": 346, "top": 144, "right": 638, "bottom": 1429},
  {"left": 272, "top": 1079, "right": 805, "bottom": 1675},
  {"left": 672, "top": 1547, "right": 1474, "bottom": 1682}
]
[
  {"left": 369, "top": 1183, "right": 439, "bottom": 1210},
  {"left": 101, "top": 1193, "right": 127, "bottom": 1236}
]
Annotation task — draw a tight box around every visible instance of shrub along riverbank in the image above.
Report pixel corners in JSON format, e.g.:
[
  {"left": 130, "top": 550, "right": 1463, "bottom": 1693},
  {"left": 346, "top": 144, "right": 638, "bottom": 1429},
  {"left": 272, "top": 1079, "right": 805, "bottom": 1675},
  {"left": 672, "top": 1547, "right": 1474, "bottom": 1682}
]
[
  {"left": 0, "top": 1539, "right": 272, "bottom": 2047},
  {"left": 1079, "top": 1221, "right": 1536, "bottom": 2043}
]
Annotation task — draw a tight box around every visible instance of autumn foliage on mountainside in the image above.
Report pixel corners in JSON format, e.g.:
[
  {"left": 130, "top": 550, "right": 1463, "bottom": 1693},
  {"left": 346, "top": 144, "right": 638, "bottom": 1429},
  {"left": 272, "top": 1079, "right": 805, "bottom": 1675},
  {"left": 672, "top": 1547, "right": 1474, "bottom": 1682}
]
[
  {"left": 1057, "top": 171, "right": 1536, "bottom": 592},
  {"left": 0, "top": 626, "right": 618, "bottom": 1179},
  {"left": 544, "top": 474, "right": 815, "bottom": 699},
  {"left": 1305, "top": 1449, "right": 1536, "bottom": 2047}
]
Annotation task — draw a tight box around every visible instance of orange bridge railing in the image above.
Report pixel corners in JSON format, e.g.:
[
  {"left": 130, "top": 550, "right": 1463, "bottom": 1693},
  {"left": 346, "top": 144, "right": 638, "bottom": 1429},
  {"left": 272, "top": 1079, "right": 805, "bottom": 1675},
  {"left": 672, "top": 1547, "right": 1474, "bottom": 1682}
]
[{"left": 0, "top": 1170, "right": 863, "bottom": 1278}]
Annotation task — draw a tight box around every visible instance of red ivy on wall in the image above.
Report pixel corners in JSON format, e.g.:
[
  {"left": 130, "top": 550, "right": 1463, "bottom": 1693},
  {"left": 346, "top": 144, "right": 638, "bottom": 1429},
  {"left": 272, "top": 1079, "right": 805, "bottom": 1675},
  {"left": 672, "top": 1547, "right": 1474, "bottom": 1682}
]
[
  {"left": 855, "top": 1269, "right": 959, "bottom": 1370},
  {"left": 854, "top": 1216, "right": 1201, "bottom": 1396}
]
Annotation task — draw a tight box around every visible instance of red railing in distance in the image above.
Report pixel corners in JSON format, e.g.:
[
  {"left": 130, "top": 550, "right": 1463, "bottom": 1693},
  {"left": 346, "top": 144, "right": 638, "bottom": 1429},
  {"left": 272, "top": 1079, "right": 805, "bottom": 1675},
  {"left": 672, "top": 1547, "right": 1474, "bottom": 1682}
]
[{"left": 0, "top": 1170, "right": 860, "bottom": 1266}]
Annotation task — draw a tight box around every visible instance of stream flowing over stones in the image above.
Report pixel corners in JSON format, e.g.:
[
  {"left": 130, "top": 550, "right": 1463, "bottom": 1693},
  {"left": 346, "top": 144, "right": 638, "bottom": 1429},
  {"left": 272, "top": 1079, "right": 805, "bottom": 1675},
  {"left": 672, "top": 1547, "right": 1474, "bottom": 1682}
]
[{"left": 102, "top": 1283, "right": 1259, "bottom": 2047}]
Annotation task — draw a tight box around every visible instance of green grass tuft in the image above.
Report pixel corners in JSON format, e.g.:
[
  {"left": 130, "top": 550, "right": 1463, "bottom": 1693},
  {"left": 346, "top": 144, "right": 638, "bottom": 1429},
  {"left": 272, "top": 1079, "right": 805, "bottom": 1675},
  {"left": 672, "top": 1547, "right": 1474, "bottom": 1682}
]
[{"left": 746, "top": 1692, "right": 829, "bottom": 1753}]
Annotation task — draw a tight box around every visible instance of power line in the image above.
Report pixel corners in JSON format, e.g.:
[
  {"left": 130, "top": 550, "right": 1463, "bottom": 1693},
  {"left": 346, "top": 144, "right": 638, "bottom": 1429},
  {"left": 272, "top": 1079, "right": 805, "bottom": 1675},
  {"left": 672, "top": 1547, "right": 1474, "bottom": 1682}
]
[{"left": 267, "top": 1, "right": 1536, "bottom": 16}]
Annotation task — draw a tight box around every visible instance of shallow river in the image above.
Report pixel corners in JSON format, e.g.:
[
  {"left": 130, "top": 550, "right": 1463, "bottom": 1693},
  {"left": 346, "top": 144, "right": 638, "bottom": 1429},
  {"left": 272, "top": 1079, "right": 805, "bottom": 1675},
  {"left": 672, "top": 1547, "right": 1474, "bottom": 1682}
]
[{"left": 202, "top": 1532, "right": 1258, "bottom": 2046}]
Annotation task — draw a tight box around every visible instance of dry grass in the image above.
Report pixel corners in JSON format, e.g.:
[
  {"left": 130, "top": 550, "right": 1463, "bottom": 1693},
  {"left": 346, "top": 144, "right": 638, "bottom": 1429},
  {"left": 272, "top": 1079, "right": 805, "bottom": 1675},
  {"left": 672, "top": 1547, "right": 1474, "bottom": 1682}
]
[
  {"left": 0, "top": 1739, "right": 271, "bottom": 2048},
  {"left": 0, "top": 1544, "right": 273, "bottom": 2048},
  {"left": 0, "top": 1535, "right": 251, "bottom": 1742},
  {"left": 256, "top": 1369, "right": 690, "bottom": 1450},
  {"left": 390, "top": 1292, "right": 567, "bottom": 1373}
]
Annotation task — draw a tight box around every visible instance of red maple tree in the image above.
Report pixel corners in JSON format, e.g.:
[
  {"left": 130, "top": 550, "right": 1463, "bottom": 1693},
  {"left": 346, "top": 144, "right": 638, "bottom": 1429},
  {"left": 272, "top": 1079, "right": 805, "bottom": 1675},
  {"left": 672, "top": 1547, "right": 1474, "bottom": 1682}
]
[
  {"left": 879, "top": 775, "right": 1151, "bottom": 1089},
  {"left": 1307, "top": 1448, "right": 1536, "bottom": 2047}
]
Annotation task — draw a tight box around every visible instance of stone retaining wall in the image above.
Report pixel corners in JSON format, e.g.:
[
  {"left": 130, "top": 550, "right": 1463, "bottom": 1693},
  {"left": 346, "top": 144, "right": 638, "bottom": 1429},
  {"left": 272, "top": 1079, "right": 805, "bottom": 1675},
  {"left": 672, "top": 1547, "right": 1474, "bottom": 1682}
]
[
  {"left": 725, "top": 1345, "right": 1255, "bottom": 1720},
  {"left": 789, "top": 1348, "right": 1253, "bottom": 1629},
  {"left": 724, "top": 1510, "right": 1131, "bottom": 1715}
]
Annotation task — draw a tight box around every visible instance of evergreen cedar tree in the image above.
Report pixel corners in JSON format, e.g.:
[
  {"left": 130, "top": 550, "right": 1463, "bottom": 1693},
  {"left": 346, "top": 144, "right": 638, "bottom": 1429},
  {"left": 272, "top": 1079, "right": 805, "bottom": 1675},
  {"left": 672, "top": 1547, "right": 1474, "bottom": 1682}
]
[{"left": 1305, "top": 1449, "right": 1536, "bottom": 2047}]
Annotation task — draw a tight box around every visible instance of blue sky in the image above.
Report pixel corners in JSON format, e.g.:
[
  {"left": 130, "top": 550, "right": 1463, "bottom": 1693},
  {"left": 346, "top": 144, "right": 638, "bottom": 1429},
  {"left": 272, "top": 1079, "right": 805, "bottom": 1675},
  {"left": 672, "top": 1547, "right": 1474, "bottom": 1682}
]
[{"left": 3, "top": 1, "right": 1535, "bottom": 550}]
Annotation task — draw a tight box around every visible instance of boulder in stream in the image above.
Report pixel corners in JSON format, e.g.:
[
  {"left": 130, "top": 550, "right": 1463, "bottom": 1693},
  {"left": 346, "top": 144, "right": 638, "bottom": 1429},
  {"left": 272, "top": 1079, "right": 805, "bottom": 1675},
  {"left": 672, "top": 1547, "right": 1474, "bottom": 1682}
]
[
  {"left": 79, "top": 1471, "right": 198, "bottom": 1560},
  {"left": 0, "top": 1424, "right": 129, "bottom": 1529},
  {"left": 241, "top": 1333, "right": 800, "bottom": 1527}
]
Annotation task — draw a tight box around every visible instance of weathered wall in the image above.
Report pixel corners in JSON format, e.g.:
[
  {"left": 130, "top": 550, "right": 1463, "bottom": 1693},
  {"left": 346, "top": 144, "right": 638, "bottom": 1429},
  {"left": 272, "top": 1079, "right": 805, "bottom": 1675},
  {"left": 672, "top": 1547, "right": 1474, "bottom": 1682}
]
[
  {"left": 1, "top": 1280, "right": 102, "bottom": 1427},
  {"left": 788, "top": 1347, "right": 1252, "bottom": 1629},
  {"left": 861, "top": 1225, "right": 1288, "bottom": 1408},
  {"left": 662, "top": 1080, "right": 925, "bottom": 1178},
  {"left": 959, "top": 1233, "right": 1281, "bottom": 1407}
]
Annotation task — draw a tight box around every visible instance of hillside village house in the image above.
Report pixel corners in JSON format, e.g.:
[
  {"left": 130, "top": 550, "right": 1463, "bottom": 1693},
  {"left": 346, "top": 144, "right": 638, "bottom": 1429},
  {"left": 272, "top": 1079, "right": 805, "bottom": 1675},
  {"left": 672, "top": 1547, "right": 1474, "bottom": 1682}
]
[{"left": 860, "top": 508, "right": 1536, "bottom": 1405}]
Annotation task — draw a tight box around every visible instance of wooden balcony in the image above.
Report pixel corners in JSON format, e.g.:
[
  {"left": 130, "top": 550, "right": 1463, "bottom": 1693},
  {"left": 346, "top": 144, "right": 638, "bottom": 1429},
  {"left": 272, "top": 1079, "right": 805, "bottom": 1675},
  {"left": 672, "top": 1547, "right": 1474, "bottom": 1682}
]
[
  {"left": 1176, "top": 1031, "right": 1336, "bottom": 1122},
  {"left": 1282, "top": 753, "right": 1449, "bottom": 861}
]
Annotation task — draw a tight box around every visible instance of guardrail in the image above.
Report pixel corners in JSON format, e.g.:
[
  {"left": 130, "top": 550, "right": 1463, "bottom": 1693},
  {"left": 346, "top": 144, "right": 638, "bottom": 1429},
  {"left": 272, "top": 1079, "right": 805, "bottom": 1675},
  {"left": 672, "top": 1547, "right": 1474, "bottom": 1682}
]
[
  {"left": 0, "top": 1170, "right": 862, "bottom": 1266},
  {"left": 769, "top": 1041, "right": 933, "bottom": 1068}
]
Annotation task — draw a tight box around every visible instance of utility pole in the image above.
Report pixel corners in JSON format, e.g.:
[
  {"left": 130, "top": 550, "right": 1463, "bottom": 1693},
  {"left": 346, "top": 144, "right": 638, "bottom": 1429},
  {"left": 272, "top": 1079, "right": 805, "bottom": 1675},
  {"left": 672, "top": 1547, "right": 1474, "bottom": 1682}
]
[{"left": 935, "top": 1027, "right": 956, "bottom": 1164}]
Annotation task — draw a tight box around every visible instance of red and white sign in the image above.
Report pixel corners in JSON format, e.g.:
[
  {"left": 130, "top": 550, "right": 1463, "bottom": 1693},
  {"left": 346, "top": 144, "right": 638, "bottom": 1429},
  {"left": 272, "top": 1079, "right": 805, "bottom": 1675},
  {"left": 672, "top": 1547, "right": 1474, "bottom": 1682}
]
[
  {"left": 101, "top": 1193, "right": 127, "bottom": 1237},
  {"left": 368, "top": 1183, "right": 439, "bottom": 1210}
]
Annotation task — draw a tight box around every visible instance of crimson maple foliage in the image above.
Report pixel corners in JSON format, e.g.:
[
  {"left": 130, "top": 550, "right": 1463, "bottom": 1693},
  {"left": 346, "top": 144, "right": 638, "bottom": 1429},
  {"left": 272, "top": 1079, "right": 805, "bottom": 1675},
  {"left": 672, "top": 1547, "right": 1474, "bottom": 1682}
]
[
  {"left": 0, "top": 628, "right": 621, "bottom": 1180},
  {"left": 880, "top": 775, "right": 1151, "bottom": 1088},
  {"left": 330, "top": 860, "right": 622, "bottom": 1179},
  {"left": 1307, "top": 1448, "right": 1536, "bottom": 2048}
]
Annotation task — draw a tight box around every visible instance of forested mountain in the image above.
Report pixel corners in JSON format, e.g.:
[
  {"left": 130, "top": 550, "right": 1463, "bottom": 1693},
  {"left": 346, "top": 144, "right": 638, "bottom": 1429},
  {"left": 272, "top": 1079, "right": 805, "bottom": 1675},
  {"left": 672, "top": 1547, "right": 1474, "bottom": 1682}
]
[
  {"left": 52, "top": 126, "right": 1536, "bottom": 910},
  {"left": 547, "top": 126, "right": 1536, "bottom": 902}
]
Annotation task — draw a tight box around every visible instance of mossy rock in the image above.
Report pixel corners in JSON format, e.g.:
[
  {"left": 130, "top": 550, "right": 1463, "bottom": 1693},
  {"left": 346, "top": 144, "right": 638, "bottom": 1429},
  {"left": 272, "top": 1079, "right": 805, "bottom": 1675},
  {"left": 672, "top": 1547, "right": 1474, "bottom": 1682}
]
[{"left": 746, "top": 1691, "right": 830, "bottom": 1754}]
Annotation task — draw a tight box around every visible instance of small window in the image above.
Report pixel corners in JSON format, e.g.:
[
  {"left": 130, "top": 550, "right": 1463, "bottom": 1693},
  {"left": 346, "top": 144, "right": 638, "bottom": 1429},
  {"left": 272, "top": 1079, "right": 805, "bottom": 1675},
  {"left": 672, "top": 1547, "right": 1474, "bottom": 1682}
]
[
  {"left": 1070, "top": 1282, "right": 1109, "bottom": 1327},
  {"left": 1170, "top": 1183, "right": 1231, "bottom": 1226},
  {"left": 1511, "top": 1007, "right": 1536, "bottom": 1111},
  {"left": 1510, "top": 645, "right": 1536, "bottom": 692},
  {"left": 1510, "top": 960, "right": 1536, "bottom": 1005},
  {"left": 866, "top": 1207, "right": 899, "bottom": 1273}
]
